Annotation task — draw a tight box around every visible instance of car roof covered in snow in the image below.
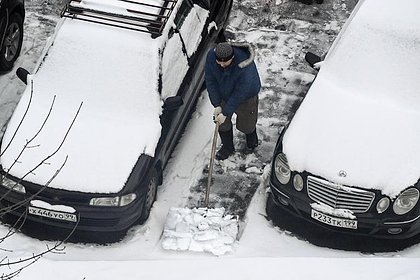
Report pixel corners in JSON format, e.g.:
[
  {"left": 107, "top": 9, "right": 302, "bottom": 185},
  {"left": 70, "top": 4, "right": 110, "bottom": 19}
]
[
  {"left": 283, "top": 0, "right": 420, "bottom": 197},
  {"left": 66, "top": 0, "right": 172, "bottom": 35},
  {"left": 71, "top": 0, "right": 166, "bottom": 16},
  {"left": 0, "top": 18, "right": 164, "bottom": 193}
]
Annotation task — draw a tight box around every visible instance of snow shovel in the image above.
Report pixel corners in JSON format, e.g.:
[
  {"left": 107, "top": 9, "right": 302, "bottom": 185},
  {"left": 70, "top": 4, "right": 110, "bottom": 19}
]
[
  {"left": 161, "top": 122, "right": 239, "bottom": 255},
  {"left": 204, "top": 121, "right": 219, "bottom": 207}
]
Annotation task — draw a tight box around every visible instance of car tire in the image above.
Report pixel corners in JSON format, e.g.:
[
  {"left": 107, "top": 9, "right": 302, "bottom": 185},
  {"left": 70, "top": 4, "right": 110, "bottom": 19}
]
[
  {"left": 139, "top": 168, "right": 158, "bottom": 222},
  {"left": 0, "top": 13, "right": 24, "bottom": 72}
]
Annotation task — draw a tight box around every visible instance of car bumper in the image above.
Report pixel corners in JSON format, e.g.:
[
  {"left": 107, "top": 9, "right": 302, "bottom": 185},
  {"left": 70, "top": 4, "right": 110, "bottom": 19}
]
[
  {"left": 268, "top": 180, "right": 420, "bottom": 240},
  {"left": 0, "top": 188, "right": 147, "bottom": 232}
]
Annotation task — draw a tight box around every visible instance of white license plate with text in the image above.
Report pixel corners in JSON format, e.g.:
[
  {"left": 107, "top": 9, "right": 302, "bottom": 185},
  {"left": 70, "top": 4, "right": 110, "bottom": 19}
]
[
  {"left": 28, "top": 206, "right": 77, "bottom": 222},
  {"left": 311, "top": 209, "right": 357, "bottom": 229}
]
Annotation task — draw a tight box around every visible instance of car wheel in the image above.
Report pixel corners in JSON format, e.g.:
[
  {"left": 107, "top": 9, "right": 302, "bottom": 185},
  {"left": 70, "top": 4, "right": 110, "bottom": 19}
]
[
  {"left": 0, "top": 13, "right": 24, "bottom": 72},
  {"left": 139, "top": 169, "right": 158, "bottom": 222}
]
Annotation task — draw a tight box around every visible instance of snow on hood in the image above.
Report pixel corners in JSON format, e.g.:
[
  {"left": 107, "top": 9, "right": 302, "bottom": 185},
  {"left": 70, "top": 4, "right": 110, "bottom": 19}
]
[
  {"left": 283, "top": 0, "right": 420, "bottom": 198},
  {"left": 0, "top": 19, "right": 162, "bottom": 193}
]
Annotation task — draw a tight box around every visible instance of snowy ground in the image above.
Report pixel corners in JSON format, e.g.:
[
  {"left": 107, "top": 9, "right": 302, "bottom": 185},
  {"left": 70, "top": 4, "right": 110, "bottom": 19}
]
[{"left": 1, "top": 0, "right": 420, "bottom": 279}]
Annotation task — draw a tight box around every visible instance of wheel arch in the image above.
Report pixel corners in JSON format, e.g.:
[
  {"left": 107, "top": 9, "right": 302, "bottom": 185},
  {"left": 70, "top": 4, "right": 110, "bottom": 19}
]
[{"left": 10, "top": 3, "right": 25, "bottom": 19}]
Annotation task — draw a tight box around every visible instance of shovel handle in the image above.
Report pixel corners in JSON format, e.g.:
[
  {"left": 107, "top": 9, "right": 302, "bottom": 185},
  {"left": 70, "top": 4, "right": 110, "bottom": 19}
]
[{"left": 204, "top": 122, "right": 219, "bottom": 207}]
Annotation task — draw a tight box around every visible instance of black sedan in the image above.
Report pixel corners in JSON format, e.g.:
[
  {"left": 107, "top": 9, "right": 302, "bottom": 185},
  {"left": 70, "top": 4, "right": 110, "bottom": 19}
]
[
  {"left": 267, "top": 0, "right": 420, "bottom": 240},
  {"left": 0, "top": 0, "right": 232, "bottom": 234}
]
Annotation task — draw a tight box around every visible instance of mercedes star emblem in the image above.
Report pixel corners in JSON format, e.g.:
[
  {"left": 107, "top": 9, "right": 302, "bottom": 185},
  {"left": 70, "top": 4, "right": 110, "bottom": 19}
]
[{"left": 338, "top": 170, "right": 347, "bottom": 177}]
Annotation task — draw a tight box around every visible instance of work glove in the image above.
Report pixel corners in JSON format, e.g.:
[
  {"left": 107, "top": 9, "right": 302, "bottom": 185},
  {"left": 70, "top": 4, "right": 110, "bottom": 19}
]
[
  {"left": 213, "top": 106, "right": 222, "bottom": 119},
  {"left": 214, "top": 113, "right": 227, "bottom": 125}
]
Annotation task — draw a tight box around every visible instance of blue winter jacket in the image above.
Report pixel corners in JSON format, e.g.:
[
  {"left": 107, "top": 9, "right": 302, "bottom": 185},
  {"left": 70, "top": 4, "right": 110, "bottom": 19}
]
[{"left": 204, "top": 43, "right": 261, "bottom": 117}]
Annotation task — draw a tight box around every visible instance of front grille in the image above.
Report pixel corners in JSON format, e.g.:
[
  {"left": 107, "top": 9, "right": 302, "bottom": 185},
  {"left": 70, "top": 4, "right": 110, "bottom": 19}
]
[{"left": 307, "top": 176, "right": 375, "bottom": 213}]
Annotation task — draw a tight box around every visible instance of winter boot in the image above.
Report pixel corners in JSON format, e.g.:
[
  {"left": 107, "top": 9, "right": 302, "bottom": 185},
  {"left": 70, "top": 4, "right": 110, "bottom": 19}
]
[
  {"left": 246, "top": 129, "right": 258, "bottom": 150},
  {"left": 216, "top": 129, "right": 235, "bottom": 160}
]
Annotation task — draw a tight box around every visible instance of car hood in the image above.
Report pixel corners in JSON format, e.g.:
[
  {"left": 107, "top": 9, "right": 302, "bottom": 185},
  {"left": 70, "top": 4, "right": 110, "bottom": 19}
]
[
  {"left": 0, "top": 19, "right": 162, "bottom": 193},
  {"left": 283, "top": 78, "right": 420, "bottom": 198},
  {"left": 283, "top": 0, "right": 420, "bottom": 198}
]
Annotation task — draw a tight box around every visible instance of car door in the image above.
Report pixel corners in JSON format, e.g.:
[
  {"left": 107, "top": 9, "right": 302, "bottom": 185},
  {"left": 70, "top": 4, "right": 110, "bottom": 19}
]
[{"left": 158, "top": 0, "right": 211, "bottom": 167}]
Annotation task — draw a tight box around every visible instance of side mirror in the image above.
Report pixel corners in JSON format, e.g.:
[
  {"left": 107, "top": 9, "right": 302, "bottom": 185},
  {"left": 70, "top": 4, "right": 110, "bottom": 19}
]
[
  {"left": 193, "top": 0, "right": 210, "bottom": 10},
  {"left": 163, "top": 96, "right": 183, "bottom": 111},
  {"left": 305, "top": 52, "right": 322, "bottom": 69},
  {"left": 16, "top": 67, "right": 30, "bottom": 84}
]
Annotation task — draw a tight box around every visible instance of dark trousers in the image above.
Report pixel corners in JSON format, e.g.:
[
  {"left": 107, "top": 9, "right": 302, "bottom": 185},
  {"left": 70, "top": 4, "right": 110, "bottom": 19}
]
[{"left": 219, "top": 95, "right": 258, "bottom": 134}]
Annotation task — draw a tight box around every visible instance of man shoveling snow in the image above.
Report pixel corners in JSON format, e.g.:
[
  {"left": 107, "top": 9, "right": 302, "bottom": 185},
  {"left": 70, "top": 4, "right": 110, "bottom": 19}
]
[
  {"left": 205, "top": 42, "right": 262, "bottom": 160},
  {"left": 161, "top": 41, "right": 261, "bottom": 256}
]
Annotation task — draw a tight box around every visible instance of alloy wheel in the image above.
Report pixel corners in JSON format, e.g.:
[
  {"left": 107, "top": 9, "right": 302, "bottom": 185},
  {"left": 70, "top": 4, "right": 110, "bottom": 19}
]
[
  {"left": 4, "top": 22, "right": 21, "bottom": 62},
  {"left": 145, "top": 173, "right": 157, "bottom": 212}
]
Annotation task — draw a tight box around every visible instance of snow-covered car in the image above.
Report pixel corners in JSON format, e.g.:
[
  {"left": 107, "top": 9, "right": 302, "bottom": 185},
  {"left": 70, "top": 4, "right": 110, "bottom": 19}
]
[
  {"left": 0, "top": 0, "right": 24, "bottom": 72},
  {"left": 267, "top": 0, "right": 420, "bottom": 239},
  {"left": 0, "top": 0, "right": 232, "bottom": 233}
]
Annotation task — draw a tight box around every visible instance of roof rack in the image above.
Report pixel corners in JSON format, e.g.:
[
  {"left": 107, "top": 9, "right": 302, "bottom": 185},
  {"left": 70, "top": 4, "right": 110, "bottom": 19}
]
[{"left": 60, "top": 0, "right": 178, "bottom": 36}]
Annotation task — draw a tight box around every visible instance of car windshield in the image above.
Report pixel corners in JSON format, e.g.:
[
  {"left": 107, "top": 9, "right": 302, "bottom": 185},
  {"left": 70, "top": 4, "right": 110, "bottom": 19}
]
[{"left": 321, "top": 0, "right": 420, "bottom": 112}]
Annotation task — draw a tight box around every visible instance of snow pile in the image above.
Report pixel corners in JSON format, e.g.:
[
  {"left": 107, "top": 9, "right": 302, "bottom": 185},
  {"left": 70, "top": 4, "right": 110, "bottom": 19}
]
[
  {"left": 162, "top": 207, "right": 239, "bottom": 256},
  {"left": 30, "top": 200, "right": 76, "bottom": 213},
  {"left": 311, "top": 203, "right": 356, "bottom": 219}
]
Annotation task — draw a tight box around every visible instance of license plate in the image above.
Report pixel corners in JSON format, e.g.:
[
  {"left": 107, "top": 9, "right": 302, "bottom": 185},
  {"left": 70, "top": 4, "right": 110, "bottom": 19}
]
[
  {"left": 311, "top": 209, "right": 357, "bottom": 229},
  {"left": 28, "top": 206, "right": 77, "bottom": 222}
]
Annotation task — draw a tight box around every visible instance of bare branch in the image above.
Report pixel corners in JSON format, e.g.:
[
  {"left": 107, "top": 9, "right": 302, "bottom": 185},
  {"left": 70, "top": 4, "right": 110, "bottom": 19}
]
[
  {"left": 1, "top": 100, "right": 83, "bottom": 215},
  {"left": 0, "top": 81, "right": 34, "bottom": 158},
  {"left": 4, "top": 95, "right": 56, "bottom": 174},
  {"left": 0, "top": 96, "right": 84, "bottom": 279},
  {"left": 0, "top": 203, "right": 31, "bottom": 244},
  {"left": 0, "top": 213, "right": 79, "bottom": 267},
  {"left": 0, "top": 155, "right": 69, "bottom": 217}
]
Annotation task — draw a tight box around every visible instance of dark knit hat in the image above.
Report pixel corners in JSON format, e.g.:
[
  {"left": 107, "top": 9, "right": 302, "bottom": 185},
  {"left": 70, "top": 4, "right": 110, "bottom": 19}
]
[{"left": 215, "top": 43, "right": 234, "bottom": 62}]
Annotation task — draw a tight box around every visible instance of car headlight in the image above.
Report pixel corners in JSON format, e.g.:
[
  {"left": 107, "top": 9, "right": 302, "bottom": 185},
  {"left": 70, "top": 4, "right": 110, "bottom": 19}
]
[
  {"left": 393, "top": 188, "right": 419, "bottom": 215},
  {"left": 274, "top": 153, "right": 291, "bottom": 184},
  {"left": 1, "top": 175, "right": 26, "bottom": 194},
  {"left": 90, "top": 193, "right": 137, "bottom": 207}
]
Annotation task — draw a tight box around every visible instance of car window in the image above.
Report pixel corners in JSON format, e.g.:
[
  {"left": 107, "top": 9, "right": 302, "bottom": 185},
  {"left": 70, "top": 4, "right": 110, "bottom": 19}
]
[
  {"left": 179, "top": 5, "right": 209, "bottom": 57},
  {"left": 161, "top": 33, "right": 189, "bottom": 100},
  {"left": 174, "top": 0, "right": 194, "bottom": 30},
  {"left": 160, "top": 0, "right": 210, "bottom": 100}
]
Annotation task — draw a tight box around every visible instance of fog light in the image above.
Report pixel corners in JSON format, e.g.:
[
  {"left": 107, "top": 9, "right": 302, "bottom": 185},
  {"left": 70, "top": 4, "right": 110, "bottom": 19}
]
[
  {"left": 376, "top": 197, "right": 390, "bottom": 214},
  {"left": 388, "top": 228, "right": 402, "bottom": 235},
  {"left": 293, "top": 174, "right": 304, "bottom": 191},
  {"left": 279, "top": 197, "right": 289, "bottom": 206}
]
